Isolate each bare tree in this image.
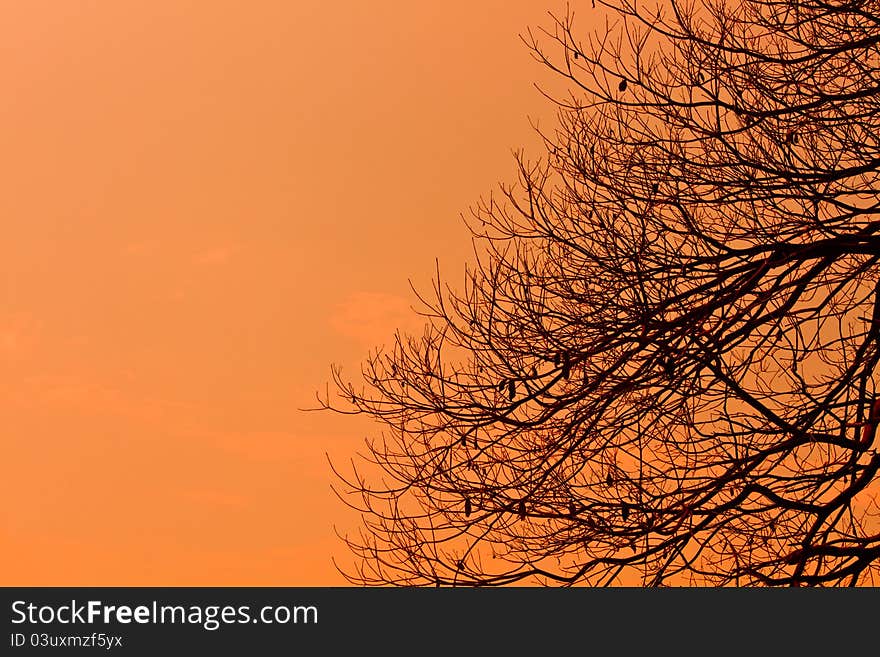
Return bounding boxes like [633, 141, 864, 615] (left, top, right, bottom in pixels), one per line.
[319, 0, 880, 586]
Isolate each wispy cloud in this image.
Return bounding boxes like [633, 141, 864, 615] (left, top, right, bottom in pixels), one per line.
[5, 373, 190, 424]
[328, 291, 426, 348]
[0, 312, 41, 359]
[122, 240, 158, 256]
[183, 428, 312, 465]
[192, 245, 238, 266]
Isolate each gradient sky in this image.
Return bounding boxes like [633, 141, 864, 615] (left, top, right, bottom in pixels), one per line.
[0, 1, 573, 584]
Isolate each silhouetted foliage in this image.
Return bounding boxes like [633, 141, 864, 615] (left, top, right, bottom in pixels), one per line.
[319, 0, 880, 586]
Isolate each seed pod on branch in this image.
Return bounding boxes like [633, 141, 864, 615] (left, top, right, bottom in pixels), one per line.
[861, 398, 880, 448]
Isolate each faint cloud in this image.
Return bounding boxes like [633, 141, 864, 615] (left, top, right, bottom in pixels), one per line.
[185, 429, 312, 465]
[0, 312, 41, 359]
[328, 291, 425, 348]
[8, 373, 189, 424]
[123, 241, 157, 256]
[193, 245, 238, 266]
[179, 488, 249, 511]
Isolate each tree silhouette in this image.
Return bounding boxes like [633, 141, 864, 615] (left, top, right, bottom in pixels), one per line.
[319, 0, 880, 586]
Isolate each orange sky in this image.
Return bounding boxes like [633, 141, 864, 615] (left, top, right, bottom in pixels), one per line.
[0, 1, 573, 584]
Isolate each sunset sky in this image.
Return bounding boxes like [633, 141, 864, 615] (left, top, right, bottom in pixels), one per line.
[0, 1, 571, 584]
